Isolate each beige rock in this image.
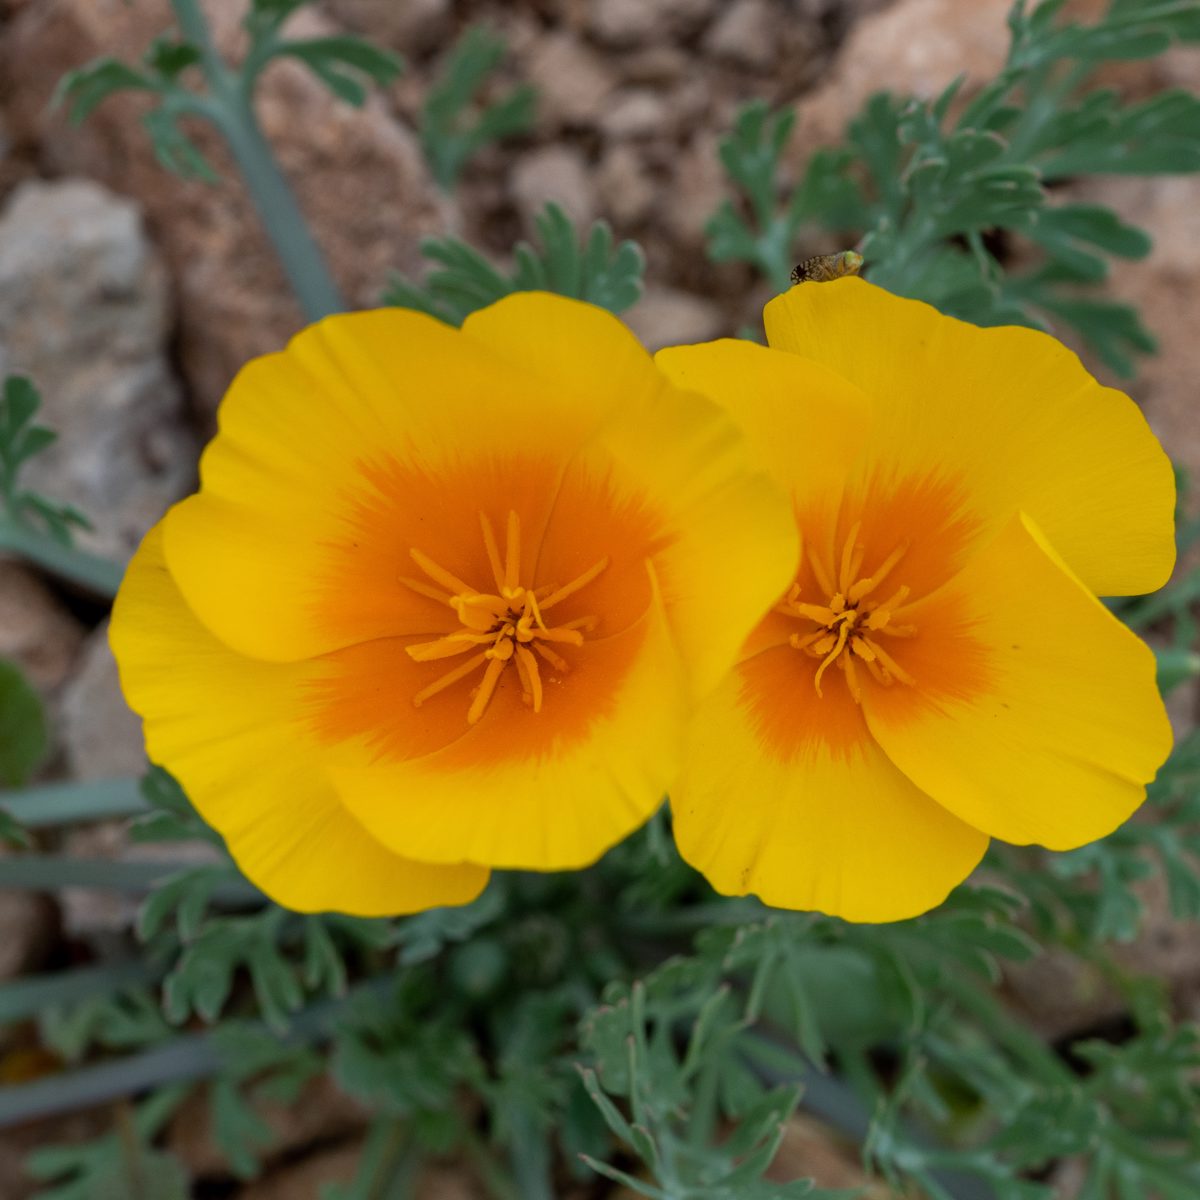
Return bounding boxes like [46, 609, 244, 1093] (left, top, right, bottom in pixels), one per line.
[59, 622, 145, 782]
[598, 142, 657, 225]
[0, 179, 194, 560]
[232, 1141, 361, 1200]
[324, 0, 453, 56]
[704, 0, 777, 69]
[1003, 943, 1122, 1041]
[59, 816, 223, 936]
[4, 0, 453, 415]
[511, 143, 595, 228]
[0, 564, 84, 694]
[588, 0, 715, 46]
[624, 286, 725, 350]
[525, 31, 617, 126]
[795, 0, 1014, 147]
[769, 1113, 889, 1194]
[0, 882, 56, 982]
[600, 89, 668, 140]
[619, 43, 690, 85]
[1065, 176, 1200, 501]
[171, 1073, 368, 1181]
[234, 1140, 482, 1200]
[664, 130, 728, 249]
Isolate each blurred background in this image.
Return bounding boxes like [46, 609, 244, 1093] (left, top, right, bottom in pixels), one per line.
[0, 0, 1197, 1195]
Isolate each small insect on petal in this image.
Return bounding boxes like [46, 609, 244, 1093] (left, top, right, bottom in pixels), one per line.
[790, 250, 864, 285]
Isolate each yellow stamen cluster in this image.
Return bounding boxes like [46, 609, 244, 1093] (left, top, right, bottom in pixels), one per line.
[402, 511, 608, 725]
[775, 522, 917, 703]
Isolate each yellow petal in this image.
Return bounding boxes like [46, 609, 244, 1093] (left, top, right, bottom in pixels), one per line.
[594, 394, 799, 699]
[654, 338, 872, 503]
[163, 307, 539, 661]
[110, 523, 489, 915]
[468, 298, 800, 697]
[672, 666, 988, 922]
[765, 278, 1175, 596]
[864, 512, 1172, 849]
[322, 568, 689, 869]
[462, 290, 666, 432]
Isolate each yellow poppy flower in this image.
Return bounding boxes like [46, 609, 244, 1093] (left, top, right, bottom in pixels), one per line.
[657, 278, 1176, 923]
[110, 293, 798, 915]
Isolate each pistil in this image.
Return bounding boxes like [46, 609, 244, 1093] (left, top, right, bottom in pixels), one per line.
[775, 526, 917, 703]
[402, 511, 608, 724]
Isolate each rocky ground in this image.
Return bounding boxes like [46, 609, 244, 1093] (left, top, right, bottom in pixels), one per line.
[0, 0, 1197, 1195]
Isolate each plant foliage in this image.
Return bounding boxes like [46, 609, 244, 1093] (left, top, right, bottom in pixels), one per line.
[56, 0, 401, 184]
[16, 3, 1200, 1199]
[708, 0, 1200, 373]
[0, 376, 90, 545]
[383, 202, 646, 325]
[420, 25, 537, 189]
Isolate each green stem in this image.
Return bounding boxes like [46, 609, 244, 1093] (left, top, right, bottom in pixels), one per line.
[1, 778, 147, 828]
[168, 0, 345, 321]
[506, 1106, 554, 1200]
[0, 854, 259, 901]
[0, 519, 123, 596]
[0, 960, 159, 1024]
[0, 985, 357, 1129]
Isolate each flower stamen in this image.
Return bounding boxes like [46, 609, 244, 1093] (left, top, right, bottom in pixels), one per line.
[402, 511, 607, 724]
[775, 534, 918, 703]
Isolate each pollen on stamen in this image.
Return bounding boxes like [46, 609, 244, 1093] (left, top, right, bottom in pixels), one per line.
[399, 510, 609, 724]
[776, 533, 919, 704]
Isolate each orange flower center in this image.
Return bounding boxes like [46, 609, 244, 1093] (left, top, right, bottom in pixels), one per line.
[774, 521, 918, 704]
[401, 510, 608, 725]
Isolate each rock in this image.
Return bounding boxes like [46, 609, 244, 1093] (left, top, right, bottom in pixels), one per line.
[600, 89, 669, 140]
[1064, 176, 1200, 507]
[0, 564, 84, 695]
[588, 0, 714, 46]
[769, 1114, 889, 1194]
[0, 179, 193, 560]
[4, 0, 454, 415]
[323, 0, 453, 56]
[525, 32, 617, 127]
[624, 286, 725, 350]
[794, 0, 1014, 148]
[1114, 870, 1200, 1001]
[170, 1073, 368, 1181]
[0, 1109, 109, 1200]
[59, 622, 145, 782]
[0, 882, 56, 982]
[1003, 944, 1122, 1042]
[511, 144, 595, 228]
[234, 1141, 481, 1200]
[230, 1142, 361, 1199]
[60, 816, 223, 937]
[619, 44, 690, 86]
[704, 0, 777, 70]
[598, 143, 657, 225]
[664, 129, 728, 250]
